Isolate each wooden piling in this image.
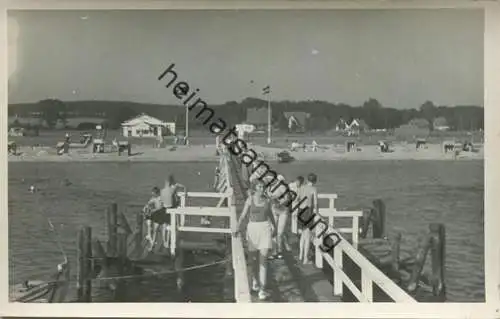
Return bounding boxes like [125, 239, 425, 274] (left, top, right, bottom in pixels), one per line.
[391, 233, 402, 273]
[134, 211, 144, 257]
[175, 249, 185, 293]
[107, 203, 118, 257]
[92, 239, 107, 259]
[407, 234, 432, 292]
[118, 212, 133, 235]
[77, 226, 92, 302]
[372, 199, 386, 238]
[359, 209, 372, 239]
[429, 223, 446, 301]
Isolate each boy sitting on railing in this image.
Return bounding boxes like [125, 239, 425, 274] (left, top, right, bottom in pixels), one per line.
[143, 187, 168, 251]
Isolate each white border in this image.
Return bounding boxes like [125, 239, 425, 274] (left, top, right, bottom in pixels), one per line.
[1, 1, 499, 318]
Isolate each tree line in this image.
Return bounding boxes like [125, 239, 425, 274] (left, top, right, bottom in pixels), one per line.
[8, 97, 483, 132]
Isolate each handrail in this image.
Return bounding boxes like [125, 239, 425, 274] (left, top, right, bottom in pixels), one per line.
[178, 191, 233, 198]
[313, 217, 416, 303]
[169, 207, 232, 217]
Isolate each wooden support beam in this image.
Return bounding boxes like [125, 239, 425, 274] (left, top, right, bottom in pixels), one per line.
[175, 249, 185, 293]
[391, 233, 402, 273]
[134, 211, 144, 258]
[430, 223, 446, 301]
[118, 212, 133, 235]
[92, 239, 107, 259]
[76, 226, 92, 302]
[372, 199, 386, 239]
[407, 234, 432, 292]
[359, 209, 372, 239]
[107, 203, 118, 257]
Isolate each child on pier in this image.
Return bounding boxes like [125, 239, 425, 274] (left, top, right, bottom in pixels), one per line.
[143, 187, 168, 251]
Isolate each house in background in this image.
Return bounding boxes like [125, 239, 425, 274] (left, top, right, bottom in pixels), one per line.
[283, 111, 309, 133]
[347, 118, 370, 133]
[121, 113, 175, 138]
[335, 118, 348, 131]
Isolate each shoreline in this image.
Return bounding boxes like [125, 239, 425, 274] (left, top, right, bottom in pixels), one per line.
[8, 143, 484, 163]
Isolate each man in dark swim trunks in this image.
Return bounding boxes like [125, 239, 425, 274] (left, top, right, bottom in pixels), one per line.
[143, 187, 168, 251]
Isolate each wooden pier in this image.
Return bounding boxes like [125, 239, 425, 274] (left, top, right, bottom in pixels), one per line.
[226, 150, 446, 303]
[12, 148, 446, 303]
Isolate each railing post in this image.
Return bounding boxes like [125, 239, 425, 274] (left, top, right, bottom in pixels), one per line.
[170, 210, 177, 256]
[333, 245, 343, 295]
[180, 193, 186, 227]
[328, 197, 335, 228]
[361, 269, 373, 302]
[315, 221, 323, 268]
[352, 216, 359, 249]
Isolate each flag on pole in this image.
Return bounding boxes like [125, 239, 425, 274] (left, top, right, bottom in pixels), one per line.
[262, 85, 271, 95]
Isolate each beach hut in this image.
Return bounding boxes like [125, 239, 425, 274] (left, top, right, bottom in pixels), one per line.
[8, 141, 17, 154]
[121, 113, 174, 138]
[416, 138, 427, 150]
[442, 140, 455, 153]
[378, 140, 390, 153]
[345, 140, 357, 152]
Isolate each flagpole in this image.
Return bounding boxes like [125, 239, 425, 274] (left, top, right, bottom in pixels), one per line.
[185, 104, 189, 145]
[267, 92, 271, 144]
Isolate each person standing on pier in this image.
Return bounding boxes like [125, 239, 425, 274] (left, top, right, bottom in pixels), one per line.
[161, 175, 187, 249]
[267, 175, 290, 260]
[298, 173, 319, 265]
[288, 175, 305, 235]
[142, 187, 166, 251]
[234, 180, 277, 300]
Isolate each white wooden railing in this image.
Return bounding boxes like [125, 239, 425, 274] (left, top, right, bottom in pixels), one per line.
[305, 195, 416, 303]
[167, 151, 251, 303]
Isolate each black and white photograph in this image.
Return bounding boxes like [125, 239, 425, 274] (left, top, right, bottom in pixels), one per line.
[3, 1, 499, 317]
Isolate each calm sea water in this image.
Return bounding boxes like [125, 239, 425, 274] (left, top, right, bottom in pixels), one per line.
[8, 160, 484, 302]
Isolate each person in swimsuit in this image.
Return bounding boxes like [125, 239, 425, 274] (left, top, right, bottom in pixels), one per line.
[142, 187, 166, 250]
[234, 180, 277, 300]
[267, 175, 290, 260]
[160, 175, 186, 249]
[288, 175, 305, 235]
[298, 173, 318, 264]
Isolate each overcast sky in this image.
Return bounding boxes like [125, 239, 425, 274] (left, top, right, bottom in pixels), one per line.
[7, 9, 484, 109]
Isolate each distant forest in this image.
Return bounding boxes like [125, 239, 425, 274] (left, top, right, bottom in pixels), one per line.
[8, 97, 484, 132]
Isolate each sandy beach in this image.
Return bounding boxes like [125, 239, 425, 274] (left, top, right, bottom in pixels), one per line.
[8, 142, 484, 162]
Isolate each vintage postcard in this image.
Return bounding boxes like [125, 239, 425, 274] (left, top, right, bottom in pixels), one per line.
[1, 0, 499, 318]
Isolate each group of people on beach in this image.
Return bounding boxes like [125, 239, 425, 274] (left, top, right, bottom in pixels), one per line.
[234, 170, 319, 300]
[141, 175, 186, 251]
